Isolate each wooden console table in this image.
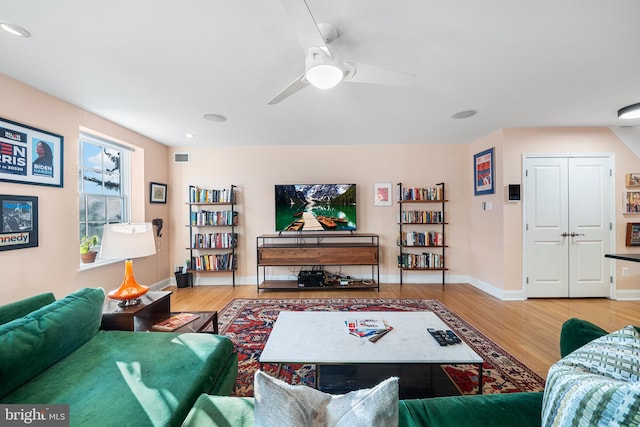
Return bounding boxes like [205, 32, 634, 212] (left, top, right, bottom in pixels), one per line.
[256, 233, 379, 291]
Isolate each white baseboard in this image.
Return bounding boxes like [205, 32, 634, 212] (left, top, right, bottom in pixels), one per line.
[613, 289, 640, 300]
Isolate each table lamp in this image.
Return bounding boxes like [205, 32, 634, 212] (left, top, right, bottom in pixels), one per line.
[100, 223, 156, 307]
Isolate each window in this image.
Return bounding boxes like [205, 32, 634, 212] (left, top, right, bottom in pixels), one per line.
[79, 134, 131, 262]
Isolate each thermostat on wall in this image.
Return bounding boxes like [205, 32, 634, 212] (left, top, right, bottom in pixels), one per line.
[508, 184, 521, 201]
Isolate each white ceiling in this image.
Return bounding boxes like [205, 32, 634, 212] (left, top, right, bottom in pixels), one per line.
[1, 0, 639, 148]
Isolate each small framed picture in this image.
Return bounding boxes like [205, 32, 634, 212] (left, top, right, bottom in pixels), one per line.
[624, 191, 640, 214]
[0, 194, 38, 251]
[474, 147, 495, 195]
[374, 182, 392, 206]
[626, 223, 640, 246]
[150, 182, 167, 204]
[626, 173, 640, 187]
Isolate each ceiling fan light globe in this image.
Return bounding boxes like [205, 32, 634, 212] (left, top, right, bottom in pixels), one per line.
[306, 64, 343, 89]
[618, 103, 640, 120]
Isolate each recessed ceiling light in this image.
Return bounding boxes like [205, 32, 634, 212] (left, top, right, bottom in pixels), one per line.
[185, 133, 195, 139]
[202, 113, 227, 123]
[452, 110, 477, 119]
[0, 22, 30, 38]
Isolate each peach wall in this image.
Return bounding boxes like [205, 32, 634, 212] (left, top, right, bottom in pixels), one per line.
[2, 72, 639, 303]
[0, 74, 170, 304]
[468, 127, 640, 299]
[168, 144, 471, 285]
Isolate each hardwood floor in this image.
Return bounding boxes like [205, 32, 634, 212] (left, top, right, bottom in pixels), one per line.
[166, 283, 640, 380]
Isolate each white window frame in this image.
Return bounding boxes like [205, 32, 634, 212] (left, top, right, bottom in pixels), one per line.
[79, 133, 131, 269]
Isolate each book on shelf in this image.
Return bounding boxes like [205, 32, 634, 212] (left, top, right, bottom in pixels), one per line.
[152, 313, 200, 331]
[345, 318, 393, 342]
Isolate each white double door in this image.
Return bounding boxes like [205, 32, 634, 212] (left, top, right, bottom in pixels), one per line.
[524, 155, 613, 298]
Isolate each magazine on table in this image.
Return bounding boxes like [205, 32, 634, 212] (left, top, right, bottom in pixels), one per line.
[345, 318, 393, 342]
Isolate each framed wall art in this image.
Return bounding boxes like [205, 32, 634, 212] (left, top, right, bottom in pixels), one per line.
[0, 194, 38, 251]
[150, 182, 167, 203]
[0, 117, 64, 188]
[626, 223, 640, 246]
[624, 191, 640, 214]
[626, 173, 640, 187]
[374, 182, 392, 206]
[474, 147, 494, 195]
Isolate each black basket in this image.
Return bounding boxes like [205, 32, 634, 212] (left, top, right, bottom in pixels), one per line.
[175, 272, 193, 288]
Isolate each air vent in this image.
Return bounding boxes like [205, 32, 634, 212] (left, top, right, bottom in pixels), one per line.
[173, 152, 190, 163]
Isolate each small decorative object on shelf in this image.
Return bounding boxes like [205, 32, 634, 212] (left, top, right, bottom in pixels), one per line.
[187, 185, 237, 286]
[397, 182, 447, 286]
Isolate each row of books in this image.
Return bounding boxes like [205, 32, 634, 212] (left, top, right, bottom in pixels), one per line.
[191, 233, 237, 249]
[399, 210, 443, 224]
[400, 186, 443, 201]
[398, 252, 444, 269]
[191, 210, 238, 226]
[191, 253, 236, 271]
[189, 186, 235, 204]
[397, 231, 444, 247]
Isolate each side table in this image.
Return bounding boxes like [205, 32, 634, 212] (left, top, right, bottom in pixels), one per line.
[134, 311, 218, 334]
[101, 291, 172, 331]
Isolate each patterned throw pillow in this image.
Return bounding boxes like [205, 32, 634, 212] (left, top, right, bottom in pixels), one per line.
[542, 325, 640, 426]
[253, 370, 398, 427]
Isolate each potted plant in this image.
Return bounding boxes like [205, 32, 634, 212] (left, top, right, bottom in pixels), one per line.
[80, 235, 99, 263]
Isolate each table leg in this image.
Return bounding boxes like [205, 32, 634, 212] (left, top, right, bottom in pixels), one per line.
[478, 362, 483, 395]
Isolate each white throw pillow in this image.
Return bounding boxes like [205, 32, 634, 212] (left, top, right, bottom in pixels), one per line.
[541, 325, 640, 426]
[253, 370, 398, 427]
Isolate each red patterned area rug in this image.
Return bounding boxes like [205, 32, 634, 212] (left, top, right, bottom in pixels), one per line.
[218, 298, 545, 397]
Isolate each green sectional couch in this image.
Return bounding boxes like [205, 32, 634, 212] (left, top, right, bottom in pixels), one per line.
[0, 288, 238, 427]
[181, 317, 633, 427]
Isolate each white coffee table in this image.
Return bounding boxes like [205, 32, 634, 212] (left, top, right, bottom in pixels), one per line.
[259, 311, 484, 397]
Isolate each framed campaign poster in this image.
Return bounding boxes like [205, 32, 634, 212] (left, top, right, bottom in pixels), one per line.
[0, 194, 38, 251]
[474, 147, 494, 196]
[0, 117, 64, 188]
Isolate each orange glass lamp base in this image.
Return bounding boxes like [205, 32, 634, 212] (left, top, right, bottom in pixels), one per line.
[108, 259, 149, 307]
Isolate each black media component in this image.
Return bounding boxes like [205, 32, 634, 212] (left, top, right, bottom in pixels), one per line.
[297, 270, 325, 287]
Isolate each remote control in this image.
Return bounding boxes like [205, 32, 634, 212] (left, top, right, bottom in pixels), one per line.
[445, 330, 462, 344]
[427, 328, 448, 346]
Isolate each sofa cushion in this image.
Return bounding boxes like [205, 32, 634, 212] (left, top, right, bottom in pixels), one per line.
[559, 317, 609, 358]
[253, 370, 398, 427]
[399, 392, 544, 427]
[1, 330, 237, 427]
[0, 287, 104, 399]
[0, 292, 55, 326]
[542, 325, 640, 426]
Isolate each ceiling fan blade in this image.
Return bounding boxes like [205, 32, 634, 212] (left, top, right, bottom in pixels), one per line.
[346, 61, 416, 87]
[280, 0, 329, 55]
[267, 74, 310, 105]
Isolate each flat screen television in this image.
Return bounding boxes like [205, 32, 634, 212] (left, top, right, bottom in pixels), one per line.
[275, 184, 356, 232]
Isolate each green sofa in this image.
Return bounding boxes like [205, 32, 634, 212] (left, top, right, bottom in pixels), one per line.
[0, 288, 238, 427]
[181, 317, 622, 427]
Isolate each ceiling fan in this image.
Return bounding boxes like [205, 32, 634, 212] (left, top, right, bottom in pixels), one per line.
[268, 0, 415, 105]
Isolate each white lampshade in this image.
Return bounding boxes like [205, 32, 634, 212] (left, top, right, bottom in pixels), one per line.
[305, 48, 344, 90]
[100, 223, 156, 260]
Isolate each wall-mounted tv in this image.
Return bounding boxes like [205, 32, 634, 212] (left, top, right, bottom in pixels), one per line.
[275, 184, 356, 232]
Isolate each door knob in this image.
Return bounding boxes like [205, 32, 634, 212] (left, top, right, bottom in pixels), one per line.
[570, 232, 585, 237]
[561, 232, 570, 237]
